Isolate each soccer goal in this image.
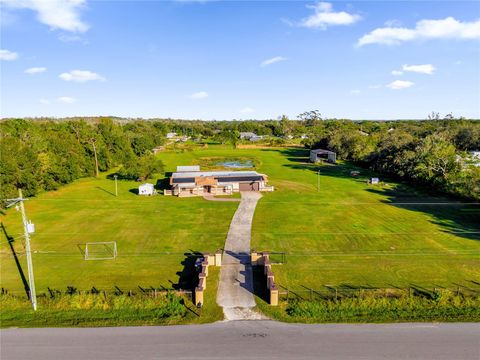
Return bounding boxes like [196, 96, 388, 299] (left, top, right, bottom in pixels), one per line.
[84, 242, 117, 260]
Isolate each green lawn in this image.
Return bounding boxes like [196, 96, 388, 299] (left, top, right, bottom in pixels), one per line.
[160, 145, 479, 292]
[0, 161, 238, 297]
[249, 148, 480, 293]
[1, 145, 479, 324]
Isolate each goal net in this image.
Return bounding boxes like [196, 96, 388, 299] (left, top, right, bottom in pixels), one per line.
[84, 242, 117, 260]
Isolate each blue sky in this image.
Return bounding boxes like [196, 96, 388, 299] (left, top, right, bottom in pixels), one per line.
[1, 0, 479, 120]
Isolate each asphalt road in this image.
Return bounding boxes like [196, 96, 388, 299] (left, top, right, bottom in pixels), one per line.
[1, 321, 479, 360]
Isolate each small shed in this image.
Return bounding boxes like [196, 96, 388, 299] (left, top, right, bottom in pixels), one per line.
[310, 149, 336, 164]
[370, 177, 380, 185]
[138, 183, 155, 196]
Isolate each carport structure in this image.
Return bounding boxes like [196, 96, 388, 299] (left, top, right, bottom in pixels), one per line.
[310, 149, 336, 164]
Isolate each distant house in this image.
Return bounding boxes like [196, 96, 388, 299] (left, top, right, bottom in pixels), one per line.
[138, 183, 155, 196]
[166, 132, 177, 139]
[166, 169, 273, 197]
[240, 132, 264, 141]
[468, 151, 480, 167]
[370, 178, 380, 185]
[457, 151, 480, 168]
[310, 149, 336, 164]
[240, 132, 257, 139]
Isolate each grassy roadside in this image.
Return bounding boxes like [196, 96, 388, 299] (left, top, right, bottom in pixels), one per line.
[0, 268, 224, 328]
[254, 291, 480, 324]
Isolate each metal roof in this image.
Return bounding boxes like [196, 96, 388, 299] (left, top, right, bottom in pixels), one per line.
[218, 176, 263, 183]
[176, 165, 200, 172]
[171, 170, 266, 185]
[310, 149, 336, 155]
[172, 170, 261, 179]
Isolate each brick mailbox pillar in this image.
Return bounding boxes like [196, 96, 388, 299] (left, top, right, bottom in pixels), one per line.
[195, 287, 204, 307]
[215, 250, 222, 267]
[270, 284, 279, 306]
[199, 273, 207, 290]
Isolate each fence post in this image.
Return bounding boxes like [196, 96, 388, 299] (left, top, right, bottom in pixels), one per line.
[335, 288, 338, 301]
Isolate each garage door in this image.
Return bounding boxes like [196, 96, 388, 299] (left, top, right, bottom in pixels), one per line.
[239, 182, 259, 191]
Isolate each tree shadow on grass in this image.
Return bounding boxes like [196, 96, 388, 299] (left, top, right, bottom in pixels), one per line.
[171, 251, 203, 291]
[271, 147, 480, 243]
[260, 147, 310, 164]
[1, 222, 30, 299]
[156, 177, 170, 192]
[95, 186, 115, 197]
[365, 186, 480, 242]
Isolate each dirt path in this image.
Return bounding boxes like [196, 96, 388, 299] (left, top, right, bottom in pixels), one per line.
[216, 191, 267, 320]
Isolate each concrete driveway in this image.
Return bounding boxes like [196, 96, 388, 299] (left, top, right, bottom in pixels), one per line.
[216, 191, 266, 320]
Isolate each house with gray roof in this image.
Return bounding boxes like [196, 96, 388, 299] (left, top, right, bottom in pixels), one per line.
[166, 168, 273, 197]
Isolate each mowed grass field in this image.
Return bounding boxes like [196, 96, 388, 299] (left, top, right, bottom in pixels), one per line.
[0, 165, 238, 295]
[249, 148, 480, 292]
[1, 145, 479, 301]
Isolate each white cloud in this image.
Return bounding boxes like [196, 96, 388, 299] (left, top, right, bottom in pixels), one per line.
[57, 96, 76, 104]
[350, 89, 361, 94]
[387, 80, 414, 90]
[384, 19, 402, 27]
[299, 2, 361, 29]
[260, 56, 287, 67]
[190, 91, 208, 99]
[2, 0, 89, 33]
[240, 107, 255, 114]
[402, 64, 436, 74]
[25, 67, 47, 74]
[39, 98, 50, 105]
[58, 34, 87, 43]
[0, 49, 18, 61]
[59, 70, 105, 82]
[357, 17, 480, 46]
[391, 70, 403, 76]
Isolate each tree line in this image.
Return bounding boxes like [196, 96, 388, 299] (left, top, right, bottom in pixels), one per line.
[299, 119, 479, 200]
[1, 116, 479, 201]
[0, 118, 165, 200]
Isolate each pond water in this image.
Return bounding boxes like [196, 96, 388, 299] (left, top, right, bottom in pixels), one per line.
[217, 160, 254, 168]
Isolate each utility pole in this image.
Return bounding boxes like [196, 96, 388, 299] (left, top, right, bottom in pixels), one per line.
[6, 189, 37, 310]
[91, 138, 99, 178]
[317, 169, 320, 192]
[114, 175, 118, 196]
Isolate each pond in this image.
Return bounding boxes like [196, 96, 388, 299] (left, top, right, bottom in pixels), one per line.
[217, 160, 254, 168]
